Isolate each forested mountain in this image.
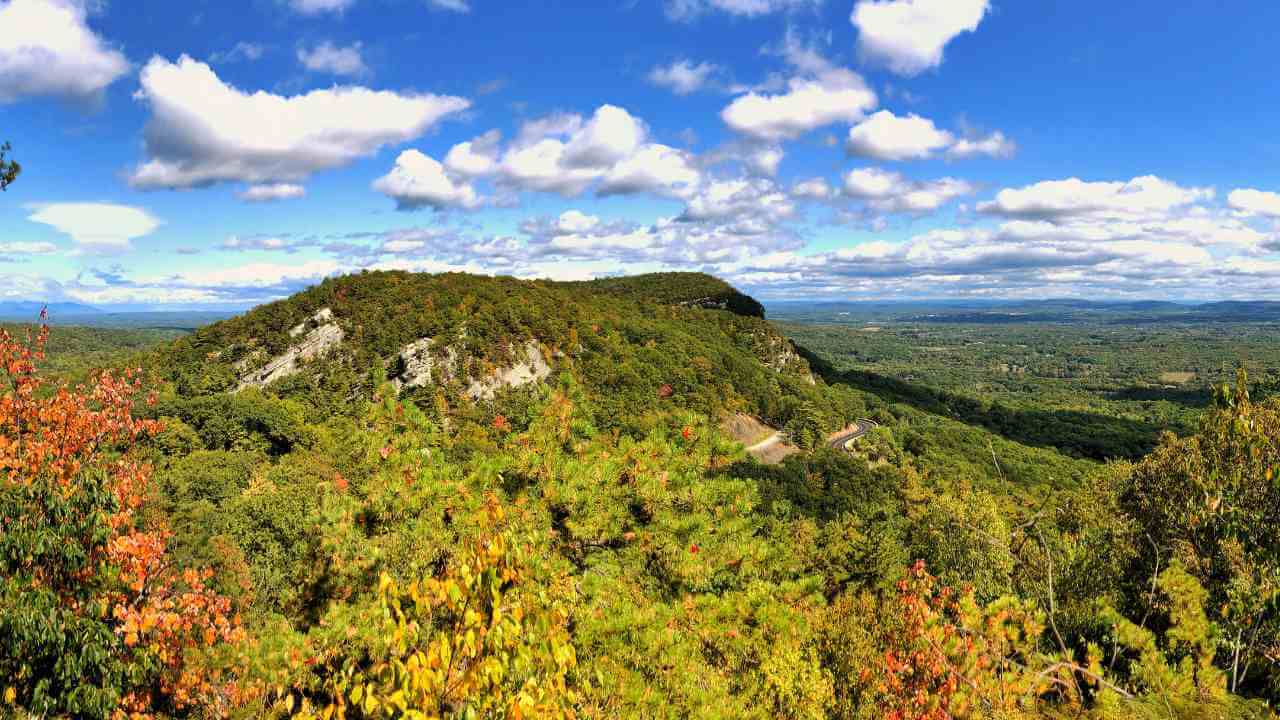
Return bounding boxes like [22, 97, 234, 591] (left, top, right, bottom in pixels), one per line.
[4, 271, 1280, 719]
[152, 271, 849, 439]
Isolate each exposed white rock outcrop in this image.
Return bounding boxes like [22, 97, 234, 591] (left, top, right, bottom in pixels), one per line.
[391, 338, 457, 393]
[236, 308, 344, 391]
[289, 307, 334, 338]
[391, 337, 552, 400]
[465, 340, 552, 400]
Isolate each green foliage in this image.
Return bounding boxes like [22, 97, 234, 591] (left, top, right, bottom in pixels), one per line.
[13, 274, 1280, 719]
[295, 508, 579, 720]
[150, 271, 857, 439]
[152, 390, 312, 455]
[1113, 370, 1280, 697]
[0, 140, 19, 191]
[582, 271, 765, 317]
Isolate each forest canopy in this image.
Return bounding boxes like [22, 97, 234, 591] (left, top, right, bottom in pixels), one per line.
[3, 272, 1280, 719]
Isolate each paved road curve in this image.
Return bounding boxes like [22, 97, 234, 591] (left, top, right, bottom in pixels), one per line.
[827, 418, 878, 452]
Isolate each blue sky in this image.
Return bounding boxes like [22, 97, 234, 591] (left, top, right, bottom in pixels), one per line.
[1, 0, 1279, 309]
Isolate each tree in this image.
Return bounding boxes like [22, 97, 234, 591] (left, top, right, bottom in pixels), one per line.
[0, 319, 242, 719]
[1117, 370, 1280, 697]
[0, 141, 18, 190]
[294, 499, 580, 720]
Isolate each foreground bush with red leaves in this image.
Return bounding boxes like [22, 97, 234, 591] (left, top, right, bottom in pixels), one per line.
[0, 318, 242, 719]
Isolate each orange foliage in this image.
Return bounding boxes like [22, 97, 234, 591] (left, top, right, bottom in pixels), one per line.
[0, 318, 243, 718]
[871, 561, 1049, 720]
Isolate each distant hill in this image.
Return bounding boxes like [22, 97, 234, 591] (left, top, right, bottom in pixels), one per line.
[0, 301, 101, 321]
[151, 271, 856, 435]
[768, 297, 1280, 325]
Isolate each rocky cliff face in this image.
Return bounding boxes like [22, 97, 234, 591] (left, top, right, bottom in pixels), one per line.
[391, 337, 552, 400]
[757, 332, 817, 385]
[236, 308, 344, 391]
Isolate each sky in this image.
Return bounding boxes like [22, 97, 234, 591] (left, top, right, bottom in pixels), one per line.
[1, 0, 1279, 309]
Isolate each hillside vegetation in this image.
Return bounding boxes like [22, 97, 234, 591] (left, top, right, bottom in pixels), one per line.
[154, 271, 851, 440]
[3, 272, 1279, 719]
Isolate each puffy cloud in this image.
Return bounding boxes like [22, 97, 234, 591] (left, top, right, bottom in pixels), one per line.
[562, 104, 647, 168]
[846, 111, 1015, 161]
[664, 0, 819, 21]
[791, 177, 833, 200]
[128, 55, 469, 190]
[297, 41, 368, 77]
[518, 209, 801, 267]
[680, 178, 795, 226]
[444, 130, 501, 177]
[0, 0, 129, 106]
[27, 202, 161, 252]
[498, 138, 605, 196]
[476, 105, 704, 199]
[851, 0, 990, 76]
[978, 176, 1214, 220]
[598, 143, 701, 198]
[947, 130, 1016, 159]
[846, 110, 952, 161]
[745, 145, 785, 176]
[721, 68, 877, 141]
[713, 172, 1280, 300]
[725, 223, 1223, 300]
[648, 60, 721, 95]
[372, 149, 483, 210]
[556, 210, 601, 233]
[1228, 188, 1280, 218]
[843, 167, 973, 213]
[238, 183, 306, 202]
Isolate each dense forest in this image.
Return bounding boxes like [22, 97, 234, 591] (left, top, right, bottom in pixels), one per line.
[5, 272, 1280, 719]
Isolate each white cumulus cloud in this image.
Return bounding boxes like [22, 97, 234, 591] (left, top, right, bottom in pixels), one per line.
[978, 176, 1214, 221]
[128, 55, 469, 191]
[946, 130, 1016, 159]
[847, 110, 1015, 161]
[843, 167, 973, 213]
[722, 68, 877, 141]
[1228, 188, 1280, 218]
[846, 110, 953, 160]
[851, 0, 990, 76]
[373, 149, 482, 210]
[0, 0, 129, 106]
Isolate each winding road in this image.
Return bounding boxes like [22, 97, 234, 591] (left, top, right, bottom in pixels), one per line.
[827, 418, 878, 452]
[743, 418, 878, 461]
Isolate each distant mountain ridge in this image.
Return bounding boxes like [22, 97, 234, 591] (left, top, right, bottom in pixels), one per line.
[0, 301, 101, 320]
[768, 297, 1280, 325]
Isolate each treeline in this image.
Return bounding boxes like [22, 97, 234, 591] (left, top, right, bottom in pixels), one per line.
[581, 271, 766, 318]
